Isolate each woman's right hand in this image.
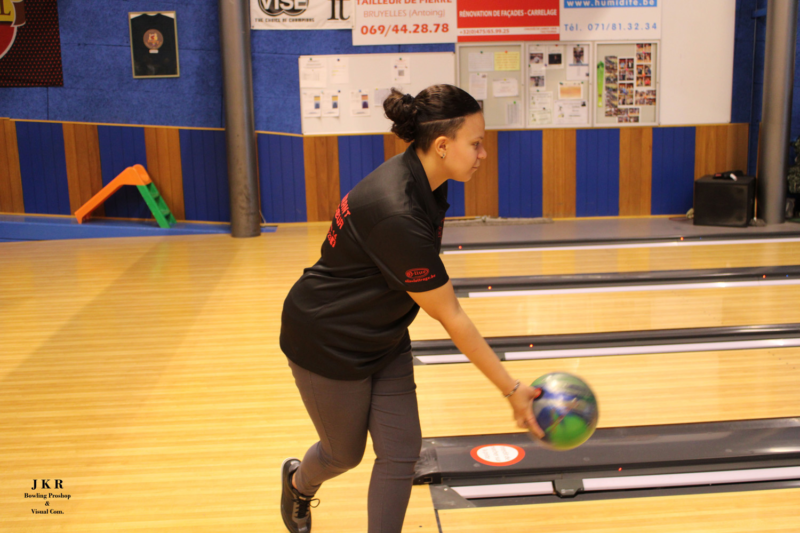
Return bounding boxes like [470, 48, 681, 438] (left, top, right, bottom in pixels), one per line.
[508, 384, 545, 439]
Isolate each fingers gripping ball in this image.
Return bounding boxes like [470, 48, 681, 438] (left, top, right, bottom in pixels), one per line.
[531, 372, 599, 451]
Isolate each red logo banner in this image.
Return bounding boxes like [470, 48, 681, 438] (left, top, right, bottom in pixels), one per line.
[457, 0, 560, 42]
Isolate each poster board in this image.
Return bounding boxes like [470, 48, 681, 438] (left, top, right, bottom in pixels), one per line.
[595, 42, 659, 127]
[299, 52, 455, 136]
[526, 42, 591, 129]
[457, 44, 525, 130]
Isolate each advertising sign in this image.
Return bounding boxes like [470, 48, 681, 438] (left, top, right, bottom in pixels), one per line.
[353, 0, 457, 46]
[251, 0, 352, 30]
[456, 0, 560, 42]
[560, 0, 661, 40]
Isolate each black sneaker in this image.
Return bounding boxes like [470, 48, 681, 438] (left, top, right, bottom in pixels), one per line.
[281, 458, 319, 533]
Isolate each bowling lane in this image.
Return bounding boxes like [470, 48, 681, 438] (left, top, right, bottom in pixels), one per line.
[441, 240, 800, 278]
[436, 488, 800, 533]
[414, 347, 800, 438]
[409, 284, 800, 340]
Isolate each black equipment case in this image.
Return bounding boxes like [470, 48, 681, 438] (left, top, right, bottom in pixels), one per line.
[693, 171, 756, 227]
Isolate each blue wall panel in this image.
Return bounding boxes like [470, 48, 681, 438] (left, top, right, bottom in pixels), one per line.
[447, 181, 465, 218]
[731, 0, 759, 124]
[0, 0, 454, 132]
[16, 122, 71, 216]
[576, 129, 619, 217]
[652, 127, 697, 215]
[498, 130, 543, 218]
[180, 129, 230, 222]
[257, 134, 306, 223]
[337, 135, 385, 197]
[97, 125, 150, 219]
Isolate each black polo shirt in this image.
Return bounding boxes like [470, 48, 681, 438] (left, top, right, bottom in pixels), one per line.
[280, 145, 450, 380]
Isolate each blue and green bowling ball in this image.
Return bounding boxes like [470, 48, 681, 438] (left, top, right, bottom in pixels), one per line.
[531, 372, 599, 451]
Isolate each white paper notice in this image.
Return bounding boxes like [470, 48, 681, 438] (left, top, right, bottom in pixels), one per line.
[493, 78, 519, 98]
[321, 90, 340, 117]
[330, 57, 350, 84]
[529, 90, 553, 126]
[558, 81, 583, 100]
[302, 91, 322, 118]
[374, 88, 392, 107]
[468, 73, 488, 100]
[299, 57, 327, 88]
[506, 101, 520, 126]
[529, 46, 546, 74]
[392, 57, 411, 84]
[350, 90, 371, 117]
[469, 52, 494, 72]
[554, 100, 588, 125]
[567, 44, 589, 81]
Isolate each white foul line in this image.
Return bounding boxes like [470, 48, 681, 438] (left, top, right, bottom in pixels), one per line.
[444, 237, 800, 255]
[467, 278, 800, 298]
[415, 338, 800, 365]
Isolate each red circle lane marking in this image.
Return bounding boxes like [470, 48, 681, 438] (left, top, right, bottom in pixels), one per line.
[470, 444, 525, 467]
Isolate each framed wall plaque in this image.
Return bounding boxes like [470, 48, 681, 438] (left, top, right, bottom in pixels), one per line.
[129, 11, 179, 78]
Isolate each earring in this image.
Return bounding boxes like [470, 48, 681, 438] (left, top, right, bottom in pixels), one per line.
[440, 152, 446, 159]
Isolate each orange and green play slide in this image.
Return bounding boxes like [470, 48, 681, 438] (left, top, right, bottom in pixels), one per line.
[74, 165, 176, 228]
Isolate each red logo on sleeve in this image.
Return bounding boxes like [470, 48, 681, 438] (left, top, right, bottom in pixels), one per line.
[405, 268, 435, 283]
[326, 193, 352, 248]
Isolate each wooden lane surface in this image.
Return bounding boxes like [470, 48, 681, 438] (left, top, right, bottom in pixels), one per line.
[441, 240, 800, 278]
[409, 285, 800, 340]
[0, 226, 436, 533]
[1, 226, 798, 532]
[415, 348, 800, 437]
[438, 488, 800, 533]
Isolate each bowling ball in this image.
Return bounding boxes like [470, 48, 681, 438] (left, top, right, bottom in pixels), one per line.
[531, 372, 599, 451]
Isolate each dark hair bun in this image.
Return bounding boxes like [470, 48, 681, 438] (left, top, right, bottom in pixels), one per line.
[384, 85, 482, 150]
[383, 89, 417, 143]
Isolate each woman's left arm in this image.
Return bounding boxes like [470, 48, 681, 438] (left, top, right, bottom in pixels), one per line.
[408, 281, 545, 438]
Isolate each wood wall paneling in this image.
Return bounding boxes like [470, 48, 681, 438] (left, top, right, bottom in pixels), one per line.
[619, 127, 653, 216]
[63, 123, 104, 216]
[0, 118, 24, 213]
[694, 124, 749, 180]
[465, 129, 498, 217]
[542, 129, 577, 217]
[303, 136, 340, 222]
[383, 134, 410, 161]
[144, 127, 186, 220]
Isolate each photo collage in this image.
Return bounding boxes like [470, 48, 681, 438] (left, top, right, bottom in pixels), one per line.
[603, 43, 656, 123]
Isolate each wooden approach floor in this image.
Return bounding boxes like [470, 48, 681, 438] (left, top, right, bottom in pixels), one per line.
[1, 221, 799, 532]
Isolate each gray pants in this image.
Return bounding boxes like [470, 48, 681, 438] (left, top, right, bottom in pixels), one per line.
[288, 352, 422, 533]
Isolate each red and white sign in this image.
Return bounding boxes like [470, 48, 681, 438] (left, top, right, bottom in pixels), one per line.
[457, 0, 560, 42]
[470, 444, 525, 466]
[353, 0, 457, 46]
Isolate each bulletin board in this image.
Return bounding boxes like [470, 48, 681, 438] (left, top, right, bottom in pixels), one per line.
[298, 52, 456, 136]
[526, 42, 592, 129]
[595, 42, 659, 126]
[456, 44, 525, 130]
